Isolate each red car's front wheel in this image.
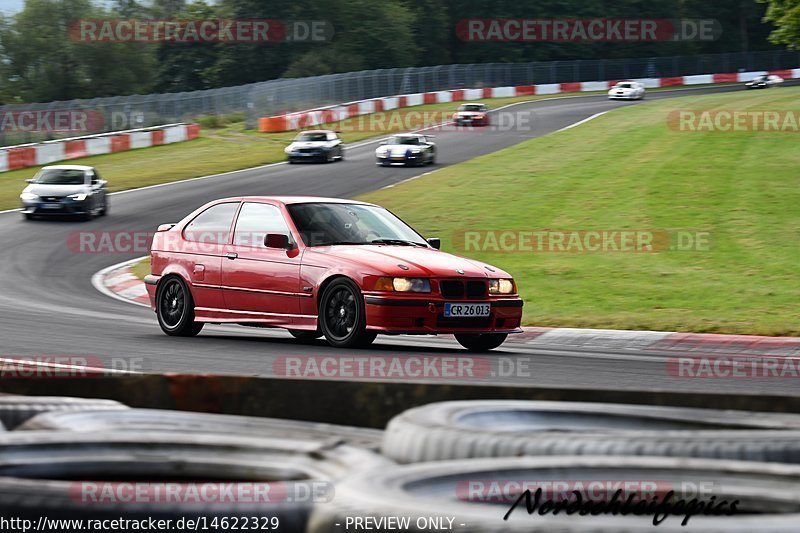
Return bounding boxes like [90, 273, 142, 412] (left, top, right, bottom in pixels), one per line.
[319, 278, 377, 348]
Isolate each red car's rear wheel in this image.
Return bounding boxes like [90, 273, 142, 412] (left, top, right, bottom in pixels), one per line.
[319, 278, 376, 348]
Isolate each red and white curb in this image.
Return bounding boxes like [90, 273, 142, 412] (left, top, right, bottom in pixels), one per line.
[91, 256, 151, 308]
[0, 123, 200, 174]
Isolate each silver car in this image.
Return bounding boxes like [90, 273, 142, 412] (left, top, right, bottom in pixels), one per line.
[20, 165, 109, 221]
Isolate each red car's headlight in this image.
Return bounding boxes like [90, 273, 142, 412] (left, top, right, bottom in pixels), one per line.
[375, 277, 431, 293]
[489, 279, 515, 294]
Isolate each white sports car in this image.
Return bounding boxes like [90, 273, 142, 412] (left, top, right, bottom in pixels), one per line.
[375, 134, 436, 166]
[745, 74, 784, 89]
[608, 81, 645, 100]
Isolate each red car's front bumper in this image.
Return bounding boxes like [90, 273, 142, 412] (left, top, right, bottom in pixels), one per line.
[363, 295, 523, 334]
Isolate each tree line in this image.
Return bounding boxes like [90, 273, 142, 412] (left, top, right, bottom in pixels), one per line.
[0, 0, 795, 104]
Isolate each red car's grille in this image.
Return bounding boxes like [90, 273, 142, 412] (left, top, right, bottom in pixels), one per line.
[439, 279, 487, 299]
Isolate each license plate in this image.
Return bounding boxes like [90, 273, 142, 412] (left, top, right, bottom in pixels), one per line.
[392, 156, 405, 161]
[41, 203, 61, 209]
[444, 303, 491, 318]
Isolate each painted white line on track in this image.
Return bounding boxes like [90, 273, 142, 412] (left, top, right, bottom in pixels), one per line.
[556, 111, 608, 132]
[91, 255, 151, 308]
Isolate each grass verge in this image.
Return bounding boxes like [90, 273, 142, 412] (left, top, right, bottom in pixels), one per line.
[129, 257, 151, 281]
[359, 87, 800, 335]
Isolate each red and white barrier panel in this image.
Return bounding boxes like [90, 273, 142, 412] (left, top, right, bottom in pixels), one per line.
[0, 123, 200, 173]
[259, 68, 800, 133]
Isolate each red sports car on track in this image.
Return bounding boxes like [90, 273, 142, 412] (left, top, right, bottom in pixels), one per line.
[145, 197, 523, 351]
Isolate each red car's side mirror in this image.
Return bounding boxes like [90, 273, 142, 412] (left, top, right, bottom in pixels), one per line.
[264, 233, 292, 249]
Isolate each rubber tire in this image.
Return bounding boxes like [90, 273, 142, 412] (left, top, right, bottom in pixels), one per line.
[0, 431, 390, 528]
[99, 196, 108, 216]
[0, 396, 127, 430]
[318, 278, 375, 348]
[308, 456, 800, 532]
[19, 408, 384, 450]
[454, 333, 507, 352]
[382, 400, 800, 464]
[156, 276, 204, 337]
[22, 213, 33, 220]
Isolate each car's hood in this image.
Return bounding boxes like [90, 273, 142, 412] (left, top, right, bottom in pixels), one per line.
[24, 184, 87, 196]
[609, 87, 636, 93]
[306, 245, 510, 278]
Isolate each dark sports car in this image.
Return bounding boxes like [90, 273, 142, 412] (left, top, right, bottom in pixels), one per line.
[285, 130, 344, 163]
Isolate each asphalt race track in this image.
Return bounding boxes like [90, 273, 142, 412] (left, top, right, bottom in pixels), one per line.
[2, 85, 792, 397]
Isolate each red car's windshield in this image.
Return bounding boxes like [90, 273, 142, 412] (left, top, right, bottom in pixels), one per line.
[288, 203, 428, 247]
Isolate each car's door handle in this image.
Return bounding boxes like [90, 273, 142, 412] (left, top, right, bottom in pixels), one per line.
[226, 252, 238, 260]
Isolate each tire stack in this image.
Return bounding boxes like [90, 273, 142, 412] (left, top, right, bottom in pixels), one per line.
[307, 400, 800, 532]
[8, 396, 800, 531]
[0, 396, 389, 533]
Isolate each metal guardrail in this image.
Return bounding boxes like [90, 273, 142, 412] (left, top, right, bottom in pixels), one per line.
[0, 49, 797, 146]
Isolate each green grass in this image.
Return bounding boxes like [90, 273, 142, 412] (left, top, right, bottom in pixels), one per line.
[130, 258, 151, 280]
[359, 87, 800, 335]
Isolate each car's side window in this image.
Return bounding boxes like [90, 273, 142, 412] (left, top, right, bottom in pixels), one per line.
[183, 202, 239, 244]
[233, 202, 291, 248]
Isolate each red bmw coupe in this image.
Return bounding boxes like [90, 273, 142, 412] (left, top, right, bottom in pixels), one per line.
[145, 197, 523, 351]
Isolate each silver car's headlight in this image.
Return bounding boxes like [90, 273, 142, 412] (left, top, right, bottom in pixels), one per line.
[68, 193, 88, 201]
[489, 279, 516, 294]
[20, 192, 38, 201]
